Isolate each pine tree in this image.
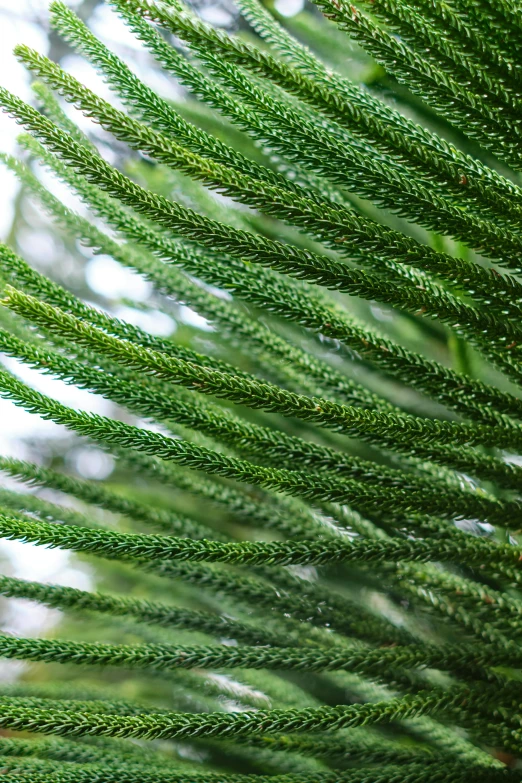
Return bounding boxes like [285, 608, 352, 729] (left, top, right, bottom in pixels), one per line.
[0, 0, 522, 779]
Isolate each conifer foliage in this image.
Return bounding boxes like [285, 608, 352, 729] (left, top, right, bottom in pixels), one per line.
[1, 0, 522, 779]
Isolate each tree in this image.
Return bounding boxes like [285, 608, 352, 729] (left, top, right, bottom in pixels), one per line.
[0, 0, 521, 780]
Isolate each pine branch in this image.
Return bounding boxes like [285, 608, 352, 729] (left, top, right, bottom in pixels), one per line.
[0, 487, 108, 532]
[18, 43, 522, 346]
[7, 286, 522, 460]
[3, 630, 522, 679]
[0, 242, 255, 383]
[31, 80, 95, 149]
[0, 575, 290, 647]
[311, 0, 522, 168]
[0, 512, 518, 569]
[0, 736, 181, 770]
[244, 731, 442, 766]
[0, 732, 439, 769]
[119, 0, 522, 226]
[405, 0, 522, 78]
[0, 462, 414, 647]
[48, 3, 522, 302]
[2, 0, 522, 773]
[0, 694, 165, 718]
[8, 80, 522, 383]
[452, 0, 522, 61]
[0, 755, 510, 783]
[1, 342, 520, 492]
[0, 687, 495, 740]
[1, 151, 394, 411]
[2, 313, 520, 528]
[139, 10, 522, 289]
[119, 551, 410, 645]
[355, 0, 522, 104]
[18, 136, 522, 430]
[0, 454, 323, 546]
[0, 452, 212, 539]
[396, 563, 522, 635]
[48, 1, 334, 207]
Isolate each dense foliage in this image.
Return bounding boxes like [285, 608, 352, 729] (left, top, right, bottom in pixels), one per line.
[1, 0, 522, 779]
